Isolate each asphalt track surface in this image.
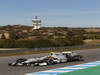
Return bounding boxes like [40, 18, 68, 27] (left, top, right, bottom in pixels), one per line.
[0, 48, 100, 75]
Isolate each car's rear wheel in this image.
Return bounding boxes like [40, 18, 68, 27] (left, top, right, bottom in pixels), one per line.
[74, 55, 83, 61]
[45, 59, 55, 65]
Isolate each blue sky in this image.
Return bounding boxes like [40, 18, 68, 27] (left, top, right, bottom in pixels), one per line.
[0, 0, 100, 27]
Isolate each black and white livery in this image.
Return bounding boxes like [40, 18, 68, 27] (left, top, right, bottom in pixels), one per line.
[8, 51, 84, 66]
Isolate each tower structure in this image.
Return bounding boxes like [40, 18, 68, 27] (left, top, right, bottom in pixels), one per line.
[32, 16, 42, 30]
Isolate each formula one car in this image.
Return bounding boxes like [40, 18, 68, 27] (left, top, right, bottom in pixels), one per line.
[8, 51, 83, 66]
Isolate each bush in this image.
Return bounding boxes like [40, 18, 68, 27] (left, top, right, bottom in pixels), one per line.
[0, 39, 16, 48]
[0, 36, 84, 48]
[51, 38, 71, 46]
[16, 40, 34, 48]
[32, 38, 53, 48]
[15, 38, 53, 48]
[71, 36, 84, 45]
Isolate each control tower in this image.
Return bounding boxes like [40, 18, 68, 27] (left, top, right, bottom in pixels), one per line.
[32, 16, 42, 30]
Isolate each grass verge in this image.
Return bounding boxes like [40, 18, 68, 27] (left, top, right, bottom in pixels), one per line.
[59, 65, 100, 75]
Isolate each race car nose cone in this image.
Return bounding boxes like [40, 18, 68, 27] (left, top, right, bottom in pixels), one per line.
[8, 63, 14, 66]
[8, 63, 11, 66]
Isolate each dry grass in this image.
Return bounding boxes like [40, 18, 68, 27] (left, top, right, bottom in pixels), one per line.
[84, 39, 100, 45]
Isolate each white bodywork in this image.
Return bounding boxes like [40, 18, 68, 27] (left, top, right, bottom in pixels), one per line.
[49, 53, 68, 63]
[23, 56, 48, 63]
[9, 51, 82, 66]
[23, 51, 78, 64]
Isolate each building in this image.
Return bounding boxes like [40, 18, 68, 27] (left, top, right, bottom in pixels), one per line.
[0, 32, 10, 39]
[4, 32, 10, 39]
[32, 16, 42, 30]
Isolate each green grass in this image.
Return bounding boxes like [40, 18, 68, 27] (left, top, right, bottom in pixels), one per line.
[59, 66, 100, 75]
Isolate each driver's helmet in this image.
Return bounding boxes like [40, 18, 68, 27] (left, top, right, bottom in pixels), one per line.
[50, 52, 55, 55]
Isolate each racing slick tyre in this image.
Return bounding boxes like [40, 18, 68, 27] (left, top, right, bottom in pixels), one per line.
[45, 59, 55, 65]
[74, 55, 83, 61]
